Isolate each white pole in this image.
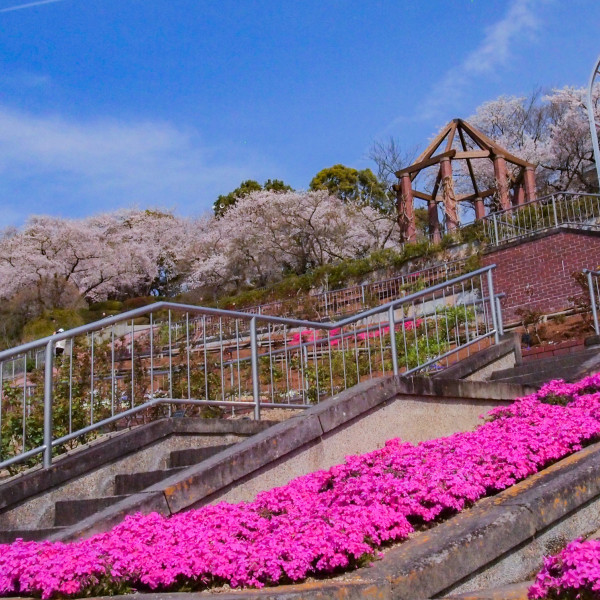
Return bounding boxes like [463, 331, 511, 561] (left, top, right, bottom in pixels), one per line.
[587, 55, 600, 191]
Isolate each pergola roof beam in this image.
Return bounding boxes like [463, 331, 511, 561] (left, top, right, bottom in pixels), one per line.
[396, 150, 456, 176]
[457, 126, 481, 197]
[454, 150, 490, 159]
[457, 119, 536, 168]
[413, 190, 434, 202]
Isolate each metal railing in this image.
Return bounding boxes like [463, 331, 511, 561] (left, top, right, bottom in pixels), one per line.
[585, 269, 600, 335]
[0, 266, 501, 473]
[482, 192, 600, 246]
[242, 257, 470, 320]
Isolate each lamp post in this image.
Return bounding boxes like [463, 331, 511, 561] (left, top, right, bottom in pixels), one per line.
[588, 54, 600, 191]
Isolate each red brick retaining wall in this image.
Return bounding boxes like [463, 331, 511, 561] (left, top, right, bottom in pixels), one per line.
[522, 339, 585, 362]
[481, 228, 600, 323]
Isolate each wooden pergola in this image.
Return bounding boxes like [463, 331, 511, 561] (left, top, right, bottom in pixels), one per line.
[394, 119, 537, 243]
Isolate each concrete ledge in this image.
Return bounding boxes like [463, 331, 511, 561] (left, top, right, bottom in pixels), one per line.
[0, 418, 272, 516]
[441, 582, 531, 600]
[86, 580, 391, 600]
[160, 413, 326, 514]
[396, 375, 534, 402]
[433, 333, 522, 381]
[366, 501, 535, 600]
[585, 334, 600, 347]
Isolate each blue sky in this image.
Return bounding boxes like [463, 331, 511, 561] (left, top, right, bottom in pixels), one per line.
[0, 0, 599, 225]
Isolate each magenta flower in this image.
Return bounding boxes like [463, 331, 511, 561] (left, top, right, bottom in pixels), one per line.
[3, 373, 600, 598]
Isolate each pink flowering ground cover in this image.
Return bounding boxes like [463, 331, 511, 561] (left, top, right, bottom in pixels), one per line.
[4, 374, 600, 598]
[529, 538, 600, 599]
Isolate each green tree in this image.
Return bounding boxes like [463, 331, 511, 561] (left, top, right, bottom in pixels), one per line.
[213, 179, 293, 217]
[309, 164, 389, 211]
[263, 179, 293, 193]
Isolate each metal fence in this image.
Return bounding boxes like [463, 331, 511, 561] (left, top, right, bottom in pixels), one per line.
[0, 266, 501, 473]
[482, 192, 600, 246]
[243, 257, 470, 320]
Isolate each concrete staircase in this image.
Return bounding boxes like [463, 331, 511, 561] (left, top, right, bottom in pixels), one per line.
[0, 442, 235, 543]
[0, 376, 529, 546]
[490, 345, 600, 387]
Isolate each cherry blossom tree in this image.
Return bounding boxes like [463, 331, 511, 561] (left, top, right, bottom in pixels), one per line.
[186, 190, 401, 292]
[464, 85, 600, 196]
[0, 209, 193, 306]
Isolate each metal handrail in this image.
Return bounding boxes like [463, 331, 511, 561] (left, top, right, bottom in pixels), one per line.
[483, 192, 600, 246]
[0, 265, 496, 361]
[0, 265, 499, 472]
[484, 191, 600, 221]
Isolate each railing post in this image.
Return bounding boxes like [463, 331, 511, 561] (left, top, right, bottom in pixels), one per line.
[492, 213, 499, 245]
[486, 269, 500, 344]
[587, 271, 600, 336]
[495, 295, 504, 337]
[43, 340, 54, 469]
[389, 305, 399, 376]
[552, 195, 559, 228]
[250, 317, 261, 420]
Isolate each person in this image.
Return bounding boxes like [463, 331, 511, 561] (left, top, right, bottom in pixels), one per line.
[521, 327, 532, 349]
[54, 328, 66, 357]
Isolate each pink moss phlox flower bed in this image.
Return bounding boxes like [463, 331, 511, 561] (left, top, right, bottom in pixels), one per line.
[529, 538, 600, 599]
[4, 374, 600, 598]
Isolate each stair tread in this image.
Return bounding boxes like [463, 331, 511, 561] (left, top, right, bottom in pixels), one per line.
[492, 349, 599, 378]
[54, 495, 128, 527]
[0, 527, 66, 543]
[114, 467, 186, 495]
[168, 443, 236, 468]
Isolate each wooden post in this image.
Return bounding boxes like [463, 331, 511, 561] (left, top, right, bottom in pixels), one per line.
[493, 155, 511, 211]
[397, 174, 416, 242]
[440, 157, 458, 231]
[524, 167, 537, 202]
[474, 198, 485, 220]
[513, 183, 525, 207]
[428, 199, 441, 243]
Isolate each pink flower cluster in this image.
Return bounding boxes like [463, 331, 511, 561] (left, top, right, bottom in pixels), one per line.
[529, 538, 600, 598]
[290, 320, 423, 346]
[3, 373, 600, 598]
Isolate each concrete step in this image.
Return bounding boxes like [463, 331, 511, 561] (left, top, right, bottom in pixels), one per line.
[168, 443, 235, 468]
[441, 581, 531, 599]
[492, 367, 585, 386]
[54, 496, 128, 527]
[0, 527, 66, 543]
[114, 467, 186, 495]
[490, 347, 600, 386]
[491, 349, 599, 380]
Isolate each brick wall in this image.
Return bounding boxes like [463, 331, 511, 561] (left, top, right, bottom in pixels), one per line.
[522, 339, 585, 362]
[481, 228, 600, 323]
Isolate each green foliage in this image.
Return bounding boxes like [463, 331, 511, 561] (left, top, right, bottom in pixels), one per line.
[462, 253, 482, 274]
[395, 306, 475, 371]
[309, 164, 389, 212]
[89, 300, 124, 312]
[21, 309, 85, 341]
[122, 297, 158, 311]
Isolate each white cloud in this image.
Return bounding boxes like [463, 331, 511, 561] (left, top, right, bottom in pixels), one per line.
[0, 105, 273, 224]
[0, 0, 64, 13]
[417, 0, 542, 122]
